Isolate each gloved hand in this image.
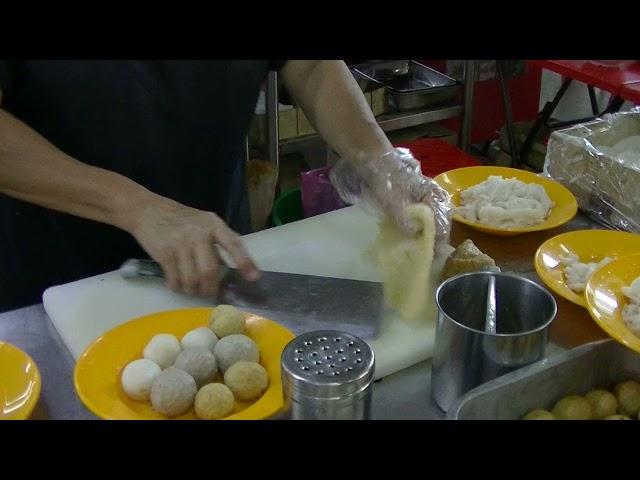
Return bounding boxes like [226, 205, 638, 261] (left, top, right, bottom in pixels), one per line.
[330, 147, 453, 242]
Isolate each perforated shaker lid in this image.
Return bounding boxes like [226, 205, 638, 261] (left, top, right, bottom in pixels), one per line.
[281, 330, 375, 399]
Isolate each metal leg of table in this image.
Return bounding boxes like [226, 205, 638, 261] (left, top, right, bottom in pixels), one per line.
[602, 95, 625, 115]
[497, 60, 519, 167]
[519, 77, 573, 168]
[547, 94, 625, 131]
[459, 60, 477, 154]
[588, 85, 600, 116]
[266, 71, 280, 171]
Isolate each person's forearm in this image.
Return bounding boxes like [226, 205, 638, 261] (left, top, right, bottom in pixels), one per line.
[0, 108, 160, 232]
[281, 60, 393, 163]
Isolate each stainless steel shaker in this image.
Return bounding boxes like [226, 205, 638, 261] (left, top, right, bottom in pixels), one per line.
[281, 330, 375, 420]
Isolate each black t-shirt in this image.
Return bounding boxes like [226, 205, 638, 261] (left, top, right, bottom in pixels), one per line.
[0, 60, 286, 312]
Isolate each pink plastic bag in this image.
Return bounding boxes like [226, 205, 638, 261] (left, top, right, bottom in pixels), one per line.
[300, 166, 346, 218]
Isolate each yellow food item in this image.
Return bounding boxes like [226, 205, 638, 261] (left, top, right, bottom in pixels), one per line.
[224, 361, 268, 401]
[613, 380, 640, 417]
[522, 409, 556, 420]
[552, 395, 593, 420]
[585, 389, 618, 420]
[370, 204, 436, 321]
[209, 305, 246, 338]
[604, 414, 631, 420]
[527, 380, 640, 422]
[194, 383, 235, 420]
[440, 239, 498, 282]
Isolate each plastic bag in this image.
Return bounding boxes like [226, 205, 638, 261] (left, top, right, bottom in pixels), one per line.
[543, 107, 640, 232]
[300, 166, 346, 219]
[329, 147, 453, 243]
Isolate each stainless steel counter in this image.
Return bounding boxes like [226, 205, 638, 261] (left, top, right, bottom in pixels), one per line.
[0, 305, 95, 419]
[0, 304, 567, 420]
[0, 303, 444, 420]
[0, 213, 606, 420]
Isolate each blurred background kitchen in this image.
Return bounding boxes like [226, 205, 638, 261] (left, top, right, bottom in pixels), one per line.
[247, 59, 638, 233]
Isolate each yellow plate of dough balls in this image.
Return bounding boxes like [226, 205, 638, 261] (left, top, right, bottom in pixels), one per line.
[74, 306, 295, 420]
[585, 254, 640, 355]
[434, 166, 577, 236]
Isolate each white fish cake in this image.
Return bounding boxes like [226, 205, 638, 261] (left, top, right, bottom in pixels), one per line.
[560, 253, 613, 294]
[456, 175, 554, 228]
[622, 276, 640, 336]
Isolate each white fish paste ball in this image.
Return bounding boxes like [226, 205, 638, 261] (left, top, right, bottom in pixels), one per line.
[143, 333, 182, 369]
[121, 358, 162, 401]
[181, 327, 219, 352]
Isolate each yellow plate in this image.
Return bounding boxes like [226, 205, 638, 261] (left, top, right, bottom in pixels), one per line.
[535, 230, 640, 307]
[74, 308, 295, 420]
[0, 342, 41, 420]
[585, 253, 640, 354]
[434, 166, 578, 236]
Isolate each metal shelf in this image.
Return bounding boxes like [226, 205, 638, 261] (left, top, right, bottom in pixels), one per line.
[377, 104, 462, 131]
[264, 62, 478, 159]
[279, 104, 462, 155]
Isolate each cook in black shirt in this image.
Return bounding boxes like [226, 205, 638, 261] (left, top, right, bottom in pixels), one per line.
[0, 60, 447, 312]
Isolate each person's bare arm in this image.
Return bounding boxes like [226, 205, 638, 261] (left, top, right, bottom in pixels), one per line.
[280, 61, 452, 238]
[280, 60, 392, 161]
[0, 93, 259, 295]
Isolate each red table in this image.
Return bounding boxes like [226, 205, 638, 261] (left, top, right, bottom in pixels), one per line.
[393, 138, 481, 177]
[512, 60, 639, 169]
[621, 82, 640, 104]
[530, 60, 640, 97]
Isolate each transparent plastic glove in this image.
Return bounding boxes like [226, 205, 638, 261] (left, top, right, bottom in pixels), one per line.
[330, 147, 453, 242]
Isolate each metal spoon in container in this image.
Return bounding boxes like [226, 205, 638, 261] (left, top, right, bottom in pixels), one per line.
[485, 275, 497, 334]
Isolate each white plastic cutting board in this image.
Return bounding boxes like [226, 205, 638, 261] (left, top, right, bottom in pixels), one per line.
[43, 206, 437, 379]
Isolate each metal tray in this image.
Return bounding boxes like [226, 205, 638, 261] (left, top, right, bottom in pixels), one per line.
[351, 60, 460, 111]
[446, 339, 640, 420]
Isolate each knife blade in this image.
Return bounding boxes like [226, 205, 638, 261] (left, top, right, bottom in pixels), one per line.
[119, 259, 384, 338]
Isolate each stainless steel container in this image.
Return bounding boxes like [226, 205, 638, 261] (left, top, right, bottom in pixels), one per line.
[431, 272, 557, 412]
[447, 339, 640, 420]
[281, 330, 375, 420]
[351, 60, 461, 111]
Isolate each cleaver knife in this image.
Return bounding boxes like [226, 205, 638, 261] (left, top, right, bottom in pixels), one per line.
[119, 259, 384, 338]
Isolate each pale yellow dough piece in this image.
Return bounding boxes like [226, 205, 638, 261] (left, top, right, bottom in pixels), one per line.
[370, 204, 437, 321]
